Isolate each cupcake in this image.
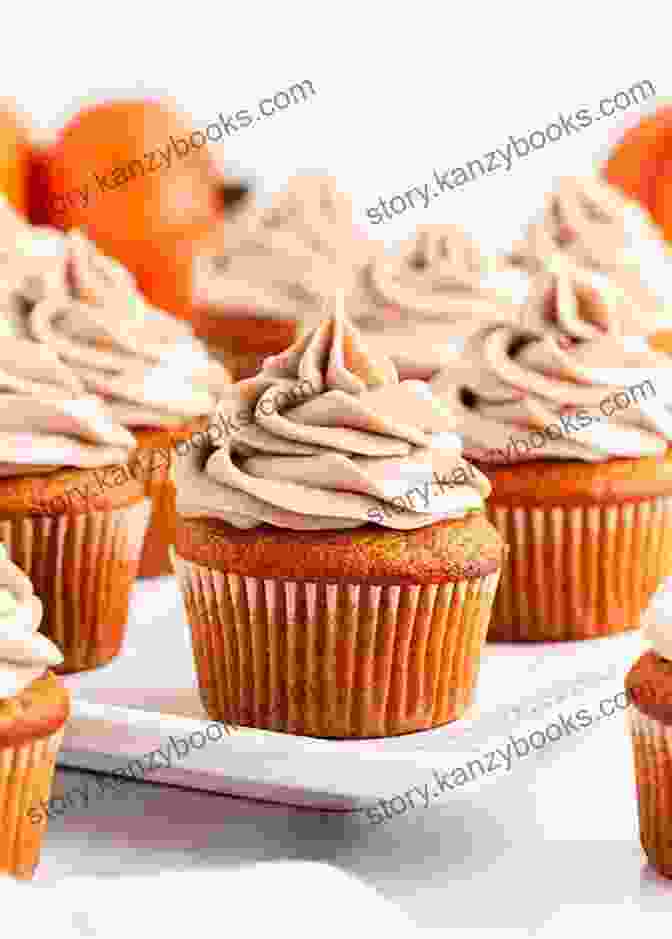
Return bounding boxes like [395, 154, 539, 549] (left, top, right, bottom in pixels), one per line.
[626, 621, 672, 879]
[1, 219, 232, 577]
[0, 338, 149, 671]
[432, 260, 672, 641]
[173, 306, 505, 738]
[350, 224, 531, 361]
[0, 544, 70, 878]
[193, 173, 374, 379]
[511, 175, 672, 338]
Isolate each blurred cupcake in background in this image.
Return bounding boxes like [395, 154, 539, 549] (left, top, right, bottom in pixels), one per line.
[349, 224, 531, 369]
[0, 205, 232, 576]
[0, 339, 148, 672]
[432, 258, 672, 641]
[0, 195, 68, 329]
[627, 619, 672, 879]
[28, 231, 232, 577]
[511, 175, 672, 339]
[193, 173, 377, 379]
[0, 543, 69, 879]
[173, 303, 505, 738]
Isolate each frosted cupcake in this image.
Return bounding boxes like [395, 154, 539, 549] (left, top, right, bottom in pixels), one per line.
[1, 223, 232, 577]
[173, 307, 505, 737]
[627, 620, 672, 879]
[0, 338, 148, 671]
[511, 175, 672, 337]
[0, 544, 69, 878]
[432, 260, 672, 641]
[193, 173, 375, 379]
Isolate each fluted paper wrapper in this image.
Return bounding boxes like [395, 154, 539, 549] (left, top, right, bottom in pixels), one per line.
[487, 496, 672, 641]
[0, 499, 151, 673]
[0, 726, 65, 879]
[135, 446, 175, 579]
[629, 707, 672, 879]
[174, 558, 500, 738]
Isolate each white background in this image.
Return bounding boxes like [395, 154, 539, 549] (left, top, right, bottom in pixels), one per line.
[3, 1, 672, 934]
[4, 0, 669, 252]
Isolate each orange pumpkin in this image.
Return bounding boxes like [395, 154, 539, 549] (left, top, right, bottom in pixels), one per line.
[605, 105, 672, 240]
[41, 98, 246, 320]
[0, 101, 31, 216]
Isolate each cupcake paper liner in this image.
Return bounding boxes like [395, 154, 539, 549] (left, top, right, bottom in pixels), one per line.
[629, 706, 672, 879]
[136, 450, 175, 579]
[174, 558, 500, 738]
[487, 496, 672, 641]
[0, 498, 151, 673]
[0, 727, 65, 879]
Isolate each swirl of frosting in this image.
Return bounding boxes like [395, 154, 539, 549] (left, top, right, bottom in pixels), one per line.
[195, 223, 349, 321]
[23, 232, 231, 428]
[175, 309, 491, 529]
[0, 544, 63, 698]
[352, 225, 529, 332]
[0, 212, 230, 427]
[256, 173, 366, 265]
[432, 269, 672, 463]
[195, 173, 374, 326]
[0, 338, 137, 477]
[0, 197, 69, 313]
[513, 175, 672, 332]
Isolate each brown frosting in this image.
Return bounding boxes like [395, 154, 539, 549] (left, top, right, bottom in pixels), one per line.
[0, 338, 137, 477]
[512, 175, 672, 334]
[195, 173, 376, 328]
[175, 306, 491, 530]
[351, 225, 529, 335]
[0, 210, 231, 428]
[431, 267, 672, 463]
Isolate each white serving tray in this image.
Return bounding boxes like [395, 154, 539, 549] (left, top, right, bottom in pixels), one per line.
[60, 575, 664, 813]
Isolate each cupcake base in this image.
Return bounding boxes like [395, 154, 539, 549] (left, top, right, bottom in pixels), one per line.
[0, 468, 151, 673]
[0, 672, 70, 880]
[627, 652, 672, 879]
[479, 453, 672, 641]
[174, 516, 504, 738]
[0, 728, 65, 878]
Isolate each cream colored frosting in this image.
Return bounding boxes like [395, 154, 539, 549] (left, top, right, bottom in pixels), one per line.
[513, 175, 672, 334]
[431, 267, 672, 463]
[175, 308, 491, 529]
[645, 620, 672, 661]
[256, 173, 367, 266]
[0, 227, 229, 427]
[352, 225, 528, 334]
[0, 543, 63, 698]
[194, 174, 373, 327]
[0, 208, 231, 427]
[0, 338, 137, 477]
[0, 196, 68, 321]
[195, 224, 350, 321]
